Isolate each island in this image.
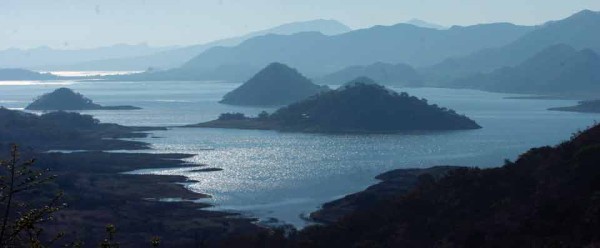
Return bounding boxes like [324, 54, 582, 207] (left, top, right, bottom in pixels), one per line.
[25, 87, 141, 111]
[190, 78, 481, 133]
[219, 62, 329, 106]
[549, 100, 600, 113]
[0, 68, 60, 81]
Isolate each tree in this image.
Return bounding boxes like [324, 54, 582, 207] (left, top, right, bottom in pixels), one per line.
[0, 144, 64, 247]
[0, 145, 162, 247]
[257, 111, 269, 120]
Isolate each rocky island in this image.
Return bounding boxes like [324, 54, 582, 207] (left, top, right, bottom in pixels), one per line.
[220, 62, 329, 106]
[25, 87, 141, 111]
[191, 78, 481, 133]
[549, 100, 600, 113]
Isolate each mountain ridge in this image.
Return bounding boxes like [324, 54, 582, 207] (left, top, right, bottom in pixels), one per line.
[42, 19, 351, 71]
[450, 44, 600, 95]
[422, 9, 600, 85]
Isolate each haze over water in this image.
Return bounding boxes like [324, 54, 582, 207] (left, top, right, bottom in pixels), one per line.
[1, 79, 598, 227]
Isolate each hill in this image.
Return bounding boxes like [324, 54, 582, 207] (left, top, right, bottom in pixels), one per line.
[450, 44, 600, 95]
[219, 63, 328, 106]
[224, 119, 600, 247]
[423, 9, 600, 84]
[282, 120, 600, 247]
[194, 78, 480, 133]
[0, 68, 59, 81]
[25, 88, 141, 110]
[316, 62, 423, 86]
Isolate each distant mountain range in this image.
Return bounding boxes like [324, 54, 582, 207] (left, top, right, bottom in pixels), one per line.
[405, 19, 447, 30]
[314, 62, 423, 86]
[451, 44, 600, 95]
[108, 9, 600, 87]
[125, 21, 531, 82]
[6, 9, 600, 99]
[422, 9, 600, 85]
[34, 19, 351, 71]
[171, 22, 532, 78]
[0, 44, 176, 69]
[0, 68, 59, 81]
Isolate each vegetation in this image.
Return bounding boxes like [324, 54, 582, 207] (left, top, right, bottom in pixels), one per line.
[269, 81, 480, 132]
[219, 62, 328, 106]
[218, 113, 248, 121]
[0, 145, 64, 247]
[25, 88, 141, 111]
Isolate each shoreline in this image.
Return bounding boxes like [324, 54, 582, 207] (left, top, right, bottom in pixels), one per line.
[34, 150, 264, 247]
[310, 166, 462, 224]
[3, 115, 265, 246]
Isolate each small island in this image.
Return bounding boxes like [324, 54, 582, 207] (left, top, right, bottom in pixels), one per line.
[549, 100, 600, 113]
[0, 68, 60, 81]
[25, 87, 141, 111]
[190, 78, 481, 133]
[220, 62, 329, 106]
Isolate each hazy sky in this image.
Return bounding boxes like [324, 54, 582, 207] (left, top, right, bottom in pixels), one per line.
[1, 0, 599, 50]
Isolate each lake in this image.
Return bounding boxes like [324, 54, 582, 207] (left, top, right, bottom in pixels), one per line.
[0, 79, 598, 227]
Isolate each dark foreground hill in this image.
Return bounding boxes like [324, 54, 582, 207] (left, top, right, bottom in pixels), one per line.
[297, 125, 600, 247]
[220, 63, 328, 106]
[26, 88, 141, 110]
[194, 79, 480, 133]
[222, 121, 600, 247]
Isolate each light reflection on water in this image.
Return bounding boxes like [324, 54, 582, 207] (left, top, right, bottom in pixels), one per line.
[1, 80, 599, 227]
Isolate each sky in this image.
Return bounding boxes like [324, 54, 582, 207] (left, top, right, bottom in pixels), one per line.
[1, 0, 599, 50]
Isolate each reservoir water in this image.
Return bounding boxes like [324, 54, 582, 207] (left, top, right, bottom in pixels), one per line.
[1, 79, 598, 227]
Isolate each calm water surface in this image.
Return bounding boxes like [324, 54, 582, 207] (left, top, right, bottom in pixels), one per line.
[1, 79, 598, 227]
